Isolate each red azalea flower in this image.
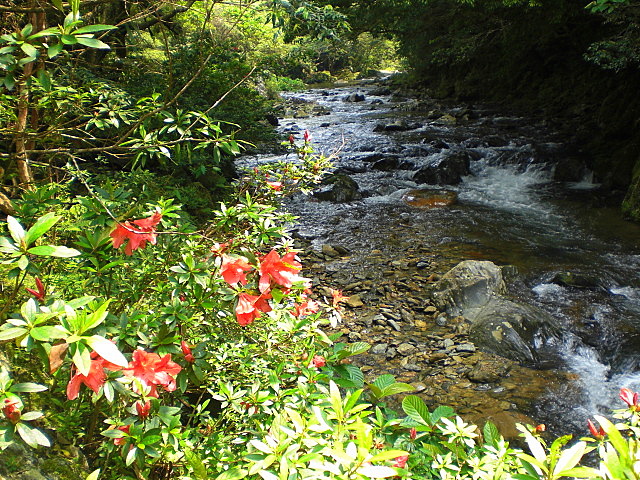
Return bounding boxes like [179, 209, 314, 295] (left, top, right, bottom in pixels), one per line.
[235, 292, 272, 326]
[123, 349, 182, 398]
[210, 242, 231, 256]
[393, 455, 409, 468]
[288, 134, 295, 144]
[113, 425, 130, 446]
[292, 299, 320, 318]
[136, 400, 151, 419]
[266, 181, 283, 191]
[66, 351, 123, 400]
[110, 211, 162, 255]
[311, 355, 326, 368]
[330, 288, 349, 308]
[220, 255, 253, 285]
[258, 250, 302, 293]
[303, 130, 311, 142]
[26, 277, 46, 301]
[587, 419, 605, 440]
[180, 340, 195, 363]
[2, 398, 21, 424]
[620, 387, 639, 409]
[534, 424, 546, 434]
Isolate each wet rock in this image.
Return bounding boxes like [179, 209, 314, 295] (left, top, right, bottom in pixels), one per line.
[372, 157, 401, 171]
[433, 113, 457, 125]
[346, 294, 364, 308]
[397, 343, 416, 356]
[550, 271, 605, 290]
[468, 354, 513, 383]
[344, 93, 366, 102]
[373, 120, 422, 132]
[413, 151, 473, 185]
[387, 319, 402, 331]
[312, 174, 360, 203]
[456, 343, 477, 354]
[372, 343, 388, 355]
[321, 244, 340, 257]
[265, 113, 279, 126]
[402, 189, 458, 208]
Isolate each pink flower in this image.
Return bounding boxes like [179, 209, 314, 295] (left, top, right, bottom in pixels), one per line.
[110, 211, 162, 255]
[393, 455, 409, 468]
[26, 277, 46, 301]
[288, 134, 295, 144]
[66, 351, 123, 400]
[180, 340, 195, 363]
[330, 289, 349, 308]
[266, 181, 283, 191]
[136, 400, 151, 419]
[2, 398, 21, 424]
[620, 387, 639, 409]
[292, 299, 320, 318]
[123, 349, 182, 398]
[235, 292, 272, 326]
[220, 255, 253, 286]
[258, 250, 302, 294]
[587, 419, 605, 440]
[113, 425, 130, 446]
[303, 130, 311, 143]
[311, 355, 326, 368]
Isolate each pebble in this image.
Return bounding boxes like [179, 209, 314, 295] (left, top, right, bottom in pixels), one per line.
[436, 315, 448, 327]
[456, 343, 476, 353]
[397, 343, 416, 355]
[443, 338, 455, 349]
[371, 343, 388, 355]
[386, 319, 402, 331]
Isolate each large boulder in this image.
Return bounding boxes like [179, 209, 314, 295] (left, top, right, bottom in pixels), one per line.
[312, 174, 360, 203]
[430, 260, 563, 367]
[413, 151, 472, 185]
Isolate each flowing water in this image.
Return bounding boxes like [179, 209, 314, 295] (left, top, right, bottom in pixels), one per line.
[239, 81, 640, 433]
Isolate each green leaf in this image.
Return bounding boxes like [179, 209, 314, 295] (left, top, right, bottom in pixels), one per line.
[72, 342, 91, 376]
[50, 0, 64, 11]
[184, 448, 209, 480]
[380, 382, 414, 398]
[215, 467, 248, 480]
[36, 69, 51, 91]
[20, 411, 44, 421]
[85, 469, 101, 480]
[76, 37, 110, 49]
[83, 300, 111, 331]
[16, 422, 50, 447]
[20, 43, 38, 58]
[372, 374, 396, 391]
[553, 441, 587, 475]
[21, 24, 33, 37]
[11, 382, 47, 393]
[346, 341, 370, 356]
[7, 216, 26, 246]
[31, 325, 68, 341]
[24, 213, 60, 246]
[557, 467, 600, 478]
[72, 25, 117, 34]
[430, 405, 455, 423]
[402, 395, 431, 425]
[125, 446, 138, 466]
[28, 245, 81, 257]
[86, 335, 127, 368]
[369, 450, 410, 462]
[17, 255, 29, 270]
[48, 42, 63, 58]
[594, 415, 630, 464]
[61, 34, 78, 45]
[0, 327, 27, 341]
[483, 421, 501, 447]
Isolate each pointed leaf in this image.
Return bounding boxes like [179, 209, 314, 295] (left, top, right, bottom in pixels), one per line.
[48, 42, 63, 58]
[16, 422, 50, 447]
[7, 216, 26, 245]
[24, 213, 60, 246]
[72, 342, 91, 376]
[369, 450, 410, 462]
[380, 382, 414, 398]
[0, 327, 27, 341]
[28, 245, 81, 257]
[11, 382, 47, 393]
[372, 374, 396, 391]
[20, 411, 44, 421]
[76, 37, 110, 49]
[402, 395, 431, 425]
[554, 441, 587, 475]
[72, 25, 117, 34]
[215, 467, 248, 480]
[20, 43, 38, 58]
[357, 465, 399, 478]
[49, 342, 69, 373]
[31, 325, 68, 342]
[82, 300, 111, 331]
[85, 469, 100, 480]
[86, 336, 127, 368]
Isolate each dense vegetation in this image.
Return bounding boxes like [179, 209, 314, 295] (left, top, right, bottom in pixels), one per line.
[2, 0, 640, 479]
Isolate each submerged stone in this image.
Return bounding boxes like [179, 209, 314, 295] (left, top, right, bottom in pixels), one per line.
[402, 189, 457, 208]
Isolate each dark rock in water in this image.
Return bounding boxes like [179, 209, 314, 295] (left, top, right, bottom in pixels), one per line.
[431, 260, 564, 367]
[356, 152, 388, 163]
[265, 113, 279, 126]
[373, 120, 422, 132]
[485, 135, 509, 147]
[344, 93, 366, 102]
[550, 271, 605, 290]
[312, 174, 360, 203]
[372, 157, 401, 171]
[553, 156, 590, 182]
[429, 139, 450, 149]
[413, 151, 472, 185]
[370, 99, 384, 105]
[402, 189, 457, 208]
[370, 86, 393, 96]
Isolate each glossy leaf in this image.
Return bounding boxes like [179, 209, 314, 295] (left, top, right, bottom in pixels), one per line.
[24, 213, 60, 246]
[28, 245, 81, 257]
[86, 335, 127, 368]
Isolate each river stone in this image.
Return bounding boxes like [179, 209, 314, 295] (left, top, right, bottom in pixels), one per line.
[372, 343, 388, 355]
[321, 244, 340, 257]
[346, 294, 364, 308]
[550, 271, 604, 290]
[468, 354, 513, 383]
[312, 174, 360, 202]
[397, 343, 416, 356]
[469, 296, 563, 366]
[431, 260, 506, 317]
[413, 151, 472, 185]
[372, 157, 401, 171]
[344, 93, 366, 102]
[402, 189, 457, 208]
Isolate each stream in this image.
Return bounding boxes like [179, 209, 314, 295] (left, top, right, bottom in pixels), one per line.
[239, 80, 640, 435]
